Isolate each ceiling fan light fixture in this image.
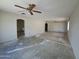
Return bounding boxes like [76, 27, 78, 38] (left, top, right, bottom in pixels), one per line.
[14, 4, 42, 15]
[29, 4, 36, 7]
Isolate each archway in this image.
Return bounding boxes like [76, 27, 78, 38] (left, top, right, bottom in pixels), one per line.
[17, 19, 25, 38]
[45, 22, 48, 32]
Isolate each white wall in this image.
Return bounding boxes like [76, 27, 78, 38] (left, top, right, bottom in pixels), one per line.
[48, 21, 67, 32]
[0, 10, 45, 43]
[69, 2, 79, 59]
[25, 19, 45, 37]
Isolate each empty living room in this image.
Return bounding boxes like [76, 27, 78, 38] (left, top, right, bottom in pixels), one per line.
[0, 0, 79, 59]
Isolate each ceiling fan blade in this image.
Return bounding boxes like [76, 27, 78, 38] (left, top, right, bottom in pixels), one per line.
[29, 11, 33, 15]
[15, 5, 26, 9]
[32, 10, 42, 13]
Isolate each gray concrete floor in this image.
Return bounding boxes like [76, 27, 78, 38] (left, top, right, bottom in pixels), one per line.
[0, 32, 75, 59]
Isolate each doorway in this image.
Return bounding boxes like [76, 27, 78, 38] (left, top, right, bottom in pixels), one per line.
[17, 19, 25, 38]
[45, 22, 48, 32]
[67, 21, 70, 31]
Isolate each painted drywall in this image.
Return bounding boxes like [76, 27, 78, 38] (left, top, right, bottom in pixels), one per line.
[47, 21, 67, 32]
[0, 11, 17, 42]
[25, 19, 45, 37]
[69, 2, 79, 59]
[0, 10, 45, 43]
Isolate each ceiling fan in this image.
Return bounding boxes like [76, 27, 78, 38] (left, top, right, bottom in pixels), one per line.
[15, 4, 42, 15]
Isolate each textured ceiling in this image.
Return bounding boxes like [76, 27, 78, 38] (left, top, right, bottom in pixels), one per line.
[0, 0, 78, 19]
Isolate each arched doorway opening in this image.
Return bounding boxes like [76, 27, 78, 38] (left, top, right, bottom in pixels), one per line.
[17, 19, 25, 38]
[45, 22, 48, 32]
